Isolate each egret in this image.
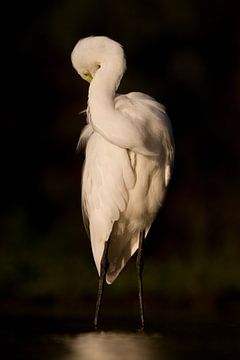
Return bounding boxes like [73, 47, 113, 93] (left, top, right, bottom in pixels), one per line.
[71, 36, 174, 330]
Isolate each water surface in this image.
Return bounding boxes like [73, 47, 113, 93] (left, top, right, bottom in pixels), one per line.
[2, 317, 240, 359]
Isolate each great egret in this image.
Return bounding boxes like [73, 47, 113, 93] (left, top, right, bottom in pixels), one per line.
[71, 36, 174, 330]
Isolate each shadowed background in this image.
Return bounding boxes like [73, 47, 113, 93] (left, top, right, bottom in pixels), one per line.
[1, 0, 239, 324]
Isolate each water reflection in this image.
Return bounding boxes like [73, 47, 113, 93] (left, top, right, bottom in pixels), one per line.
[62, 331, 163, 360]
[3, 319, 240, 359]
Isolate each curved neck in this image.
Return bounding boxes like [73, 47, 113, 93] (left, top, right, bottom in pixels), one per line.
[87, 54, 151, 153]
[88, 56, 126, 118]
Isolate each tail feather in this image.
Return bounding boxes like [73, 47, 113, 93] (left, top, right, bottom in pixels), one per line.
[106, 232, 140, 284]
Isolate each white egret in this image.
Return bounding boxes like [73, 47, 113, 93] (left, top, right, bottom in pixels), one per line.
[71, 36, 174, 330]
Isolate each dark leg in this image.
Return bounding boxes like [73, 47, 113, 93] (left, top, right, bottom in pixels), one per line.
[136, 230, 145, 331]
[94, 240, 109, 330]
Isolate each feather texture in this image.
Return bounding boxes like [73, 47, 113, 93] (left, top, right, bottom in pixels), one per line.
[72, 36, 174, 284]
[79, 92, 174, 283]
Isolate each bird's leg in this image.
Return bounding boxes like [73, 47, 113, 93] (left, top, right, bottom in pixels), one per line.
[136, 230, 145, 331]
[94, 240, 109, 330]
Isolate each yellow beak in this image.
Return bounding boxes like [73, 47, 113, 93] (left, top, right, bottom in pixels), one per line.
[82, 72, 93, 83]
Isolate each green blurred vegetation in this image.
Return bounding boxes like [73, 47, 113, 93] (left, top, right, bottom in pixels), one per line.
[1, 0, 240, 319]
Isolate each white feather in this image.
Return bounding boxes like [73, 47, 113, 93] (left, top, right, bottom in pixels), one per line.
[72, 36, 174, 284]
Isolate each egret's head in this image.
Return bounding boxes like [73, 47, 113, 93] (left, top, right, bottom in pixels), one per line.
[71, 36, 126, 83]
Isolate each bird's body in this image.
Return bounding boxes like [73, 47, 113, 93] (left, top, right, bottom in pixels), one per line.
[71, 36, 174, 328]
[79, 92, 172, 284]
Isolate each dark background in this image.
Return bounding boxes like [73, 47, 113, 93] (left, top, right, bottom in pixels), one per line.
[1, 0, 239, 323]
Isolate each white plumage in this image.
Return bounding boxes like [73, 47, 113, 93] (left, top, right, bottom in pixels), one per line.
[71, 36, 174, 285]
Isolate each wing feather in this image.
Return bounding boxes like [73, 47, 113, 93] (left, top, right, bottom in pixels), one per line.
[80, 128, 136, 274]
[79, 91, 174, 280]
[115, 92, 174, 187]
